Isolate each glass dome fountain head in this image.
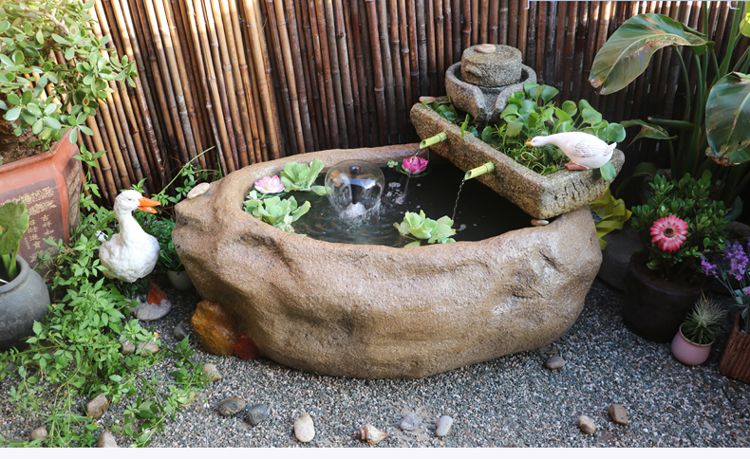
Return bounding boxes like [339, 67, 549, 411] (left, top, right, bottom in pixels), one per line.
[324, 160, 385, 218]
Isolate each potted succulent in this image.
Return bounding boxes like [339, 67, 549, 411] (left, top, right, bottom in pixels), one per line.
[624, 171, 729, 342]
[701, 240, 750, 383]
[0, 200, 50, 351]
[0, 0, 136, 268]
[671, 296, 726, 366]
[589, 6, 750, 208]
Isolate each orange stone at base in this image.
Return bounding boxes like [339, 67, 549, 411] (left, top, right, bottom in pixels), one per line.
[191, 300, 239, 355]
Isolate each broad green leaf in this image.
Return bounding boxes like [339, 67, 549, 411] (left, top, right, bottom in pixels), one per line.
[4, 106, 20, 121]
[0, 201, 29, 255]
[68, 129, 78, 145]
[589, 14, 710, 95]
[44, 116, 62, 130]
[621, 119, 677, 144]
[51, 33, 68, 45]
[599, 162, 617, 181]
[705, 72, 750, 165]
[742, 6, 750, 38]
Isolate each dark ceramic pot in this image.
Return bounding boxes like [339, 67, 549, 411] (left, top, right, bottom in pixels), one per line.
[622, 252, 705, 343]
[0, 256, 50, 352]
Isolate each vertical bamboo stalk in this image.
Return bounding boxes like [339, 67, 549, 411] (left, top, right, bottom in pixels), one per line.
[332, 0, 357, 147]
[582, 2, 601, 102]
[518, 0, 528, 58]
[241, 9, 270, 163]
[365, 0, 388, 145]
[452, 0, 461, 61]
[86, 116, 118, 198]
[498, 0, 508, 44]
[313, 0, 342, 148]
[359, 0, 380, 146]
[435, 0, 445, 92]
[471, 0, 479, 45]
[551, 1, 565, 89]
[389, 0, 408, 140]
[480, 0, 489, 43]
[407, 0, 420, 111]
[306, 0, 333, 149]
[534, 1, 545, 77]
[398, 0, 413, 111]
[342, 0, 364, 147]
[297, 0, 324, 151]
[377, 0, 398, 142]
[571, 0, 588, 102]
[444, 0, 453, 68]
[561, 1, 578, 102]
[417, 0, 429, 95]
[508, 0, 518, 48]
[489, 0, 499, 44]
[425, 0, 437, 95]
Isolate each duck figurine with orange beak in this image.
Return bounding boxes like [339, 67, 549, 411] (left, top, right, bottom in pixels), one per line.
[526, 132, 616, 171]
[98, 190, 162, 284]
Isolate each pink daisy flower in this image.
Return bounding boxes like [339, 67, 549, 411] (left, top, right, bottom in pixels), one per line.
[650, 215, 688, 252]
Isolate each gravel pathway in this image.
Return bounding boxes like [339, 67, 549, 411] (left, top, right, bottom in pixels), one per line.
[2, 278, 749, 448]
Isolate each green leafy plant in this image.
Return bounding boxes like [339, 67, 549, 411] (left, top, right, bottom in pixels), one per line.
[394, 210, 456, 247]
[589, 6, 750, 206]
[243, 190, 311, 234]
[0, 147, 209, 447]
[0, 0, 137, 154]
[681, 295, 726, 345]
[280, 158, 328, 195]
[0, 200, 29, 281]
[631, 170, 729, 282]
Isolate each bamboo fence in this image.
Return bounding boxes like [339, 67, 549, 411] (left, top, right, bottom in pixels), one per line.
[72, 1, 745, 205]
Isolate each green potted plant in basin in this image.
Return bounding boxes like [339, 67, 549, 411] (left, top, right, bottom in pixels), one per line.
[624, 171, 729, 343]
[701, 239, 750, 382]
[0, 0, 136, 268]
[589, 5, 750, 209]
[0, 200, 50, 351]
[671, 295, 726, 366]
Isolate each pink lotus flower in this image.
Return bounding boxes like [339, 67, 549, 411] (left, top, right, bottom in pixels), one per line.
[403, 156, 428, 175]
[254, 175, 284, 194]
[650, 215, 688, 252]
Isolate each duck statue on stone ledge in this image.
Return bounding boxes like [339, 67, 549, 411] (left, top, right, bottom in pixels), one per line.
[526, 132, 616, 171]
[98, 190, 171, 320]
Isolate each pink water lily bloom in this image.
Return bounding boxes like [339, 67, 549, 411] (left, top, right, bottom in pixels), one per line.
[254, 175, 285, 194]
[650, 215, 688, 252]
[403, 156, 428, 174]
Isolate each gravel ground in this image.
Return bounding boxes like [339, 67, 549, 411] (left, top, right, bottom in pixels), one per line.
[2, 277, 749, 448]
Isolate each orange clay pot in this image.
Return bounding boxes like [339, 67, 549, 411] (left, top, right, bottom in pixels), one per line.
[0, 131, 81, 270]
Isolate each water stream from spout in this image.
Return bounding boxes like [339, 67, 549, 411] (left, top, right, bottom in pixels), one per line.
[451, 179, 466, 222]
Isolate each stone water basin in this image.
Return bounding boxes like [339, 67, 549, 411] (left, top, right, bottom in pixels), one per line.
[173, 144, 602, 379]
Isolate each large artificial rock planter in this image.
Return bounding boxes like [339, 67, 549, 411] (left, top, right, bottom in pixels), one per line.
[0, 256, 50, 352]
[411, 101, 625, 220]
[174, 144, 602, 379]
[0, 132, 81, 269]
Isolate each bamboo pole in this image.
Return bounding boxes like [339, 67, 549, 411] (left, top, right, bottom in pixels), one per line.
[389, 0, 407, 141]
[489, 0, 499, 44]
[452, 0, 461, 61]
[359, 0, 380, 146]
[471, 0, 479, 45]
[551, 1, 565, 89]
[417, 0, 429, 95]
[582, 2, 601, 103]
[444, 0, 452, 69]
[533, 1, 544, 78]
[365, 0, 388, 145]
[305, 0, 333, 149]
[286, 0, 315, 153]
[591, 2, 613, 108]
[86, 115, 118, 198]
[321, 0, 348, 149]
[435, 0, 445, 92]
[239, 7, 269, 163]
[425, 0, 437, 95]
[398, 0, 413, 111]
[480, 0, 489, 44]
[407, 0, 420, 109]
[342, 0, 364, 147]
[298, 0, 325, 150]
[376, 0, 398, 143]
[508, 0, 518, 48]
[314, 0, 344, 148]
[518, 0, 528, 58]
[562, 1, 578, 102]
[571, 0, 588, 102]
[332, 0, 357, 148]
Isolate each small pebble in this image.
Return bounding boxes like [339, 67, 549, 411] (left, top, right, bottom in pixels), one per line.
[475, 43, 497, 53]
[97, 430, 118, 448]
[578, 415, 597, 434]
[137, 342, 159, 355]
[247, 404, 269, 426]
[419, 96, 436, 103]
[132, 299, 171, 321]
[85, 394, 110, 418]
[174, 322, 190, 341]
[609, 404, 629, 425]
[203, 363, 222, 382]
[544, 355, 566, 370]
[400, 413, 420, 431]
[187, 182, 211, 199]
[435, 415, 453, 437]
[217, 397, 246, 417]
[120, 340, 135, 355]
[531, 219, 549, 227]
[294, 413, 315, 443]
[30, 427, 47, 441]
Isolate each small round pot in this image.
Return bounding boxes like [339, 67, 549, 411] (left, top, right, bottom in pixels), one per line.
[0, 256, 51, 352]
[167, 269, 193, 291]
[622, 252, 705, 343]
[671, 325, 712, 366]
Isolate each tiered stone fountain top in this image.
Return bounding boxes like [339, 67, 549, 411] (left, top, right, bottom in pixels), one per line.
[445, 44, 537, 126]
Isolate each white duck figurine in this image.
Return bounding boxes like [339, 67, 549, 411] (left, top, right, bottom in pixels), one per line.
[526, 132, 616, 170]
[98, 190, 161, 283]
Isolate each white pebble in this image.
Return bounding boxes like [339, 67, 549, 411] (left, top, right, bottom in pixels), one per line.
[294, 413, 315, 443]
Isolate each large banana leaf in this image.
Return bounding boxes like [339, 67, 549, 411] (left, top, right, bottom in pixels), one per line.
[589, 14, 710, 95]
[706, 72, 750, 165]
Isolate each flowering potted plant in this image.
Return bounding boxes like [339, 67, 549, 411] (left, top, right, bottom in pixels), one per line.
[623, 171, 729, 342]
[701, 240, 750, 382]
[670, 296, 726, 366]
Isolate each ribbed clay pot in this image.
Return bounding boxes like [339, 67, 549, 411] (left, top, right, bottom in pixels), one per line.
[670, 325, 712, 366]
[0, 256, 50, 352]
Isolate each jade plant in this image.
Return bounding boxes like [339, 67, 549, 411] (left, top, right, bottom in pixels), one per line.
[243, 190, 310, 234]
[394, 210, 455, 247]
[0, 200, 29, 281]
[0, 0, 137, 155]
[280, 158, 328, 195]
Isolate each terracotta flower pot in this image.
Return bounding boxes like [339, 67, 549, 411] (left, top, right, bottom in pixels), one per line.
[622, 252, 705, 343]
[719, 313, 750, 383]
[0, 131, 81, 271]
[0, 256, 50, 352]
[671, 325, 712, 366]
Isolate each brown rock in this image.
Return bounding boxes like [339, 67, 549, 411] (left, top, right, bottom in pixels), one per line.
[203, 363, 222, 382]
[136, 341, 159, 355]
[97, 430, 118, 448]
[30, 427, 47, 441]
[609, 404, 629, 425]
[578, 415, 597, 434]
[120, 340, 135, 355]
[86, 394, 110, 418]
[174, 146, 603, 379]
[191, 300, 239, 355]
